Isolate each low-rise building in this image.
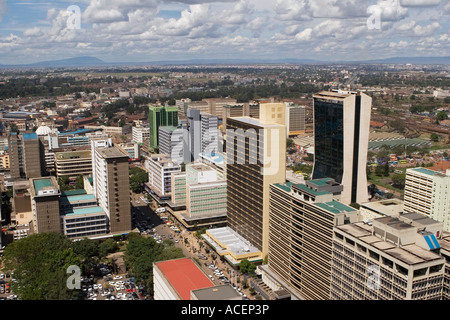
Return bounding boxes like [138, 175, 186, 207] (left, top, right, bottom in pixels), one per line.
[153, 258, 215, 300]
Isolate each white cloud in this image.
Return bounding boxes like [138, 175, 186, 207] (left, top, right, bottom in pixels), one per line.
[23, 27, 43, 37]
[83, 0, 160, 23]
[294, 28, 312, 41]
[412, 21, 440, 36]
[397, 20, 441, 36]
[1, 0, 448, 64]
[400, 0, 442, 6]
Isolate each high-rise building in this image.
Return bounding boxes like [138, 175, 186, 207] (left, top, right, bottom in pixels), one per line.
[331, 213, 447, 300]
[225, 103, 286, 257]
[8, 132, 44, 180]
[92, 146, 131, 234]
[260, 180, 358, 300]
[148, 105, 179, 151]
[312, 90, 372, 205]
[201, 113, 219, 155]
[30, 177, 61, 234]
[158, 126, 184, 164]
[187, 109, 202, 163]
[404, 167, 450, 231]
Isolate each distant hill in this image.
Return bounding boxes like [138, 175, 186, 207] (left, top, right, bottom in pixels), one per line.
[359, 56, 450, 65]
[0, 56, 107, 68]
[0, 55, 448, 68]
[29, 56, 107, 67]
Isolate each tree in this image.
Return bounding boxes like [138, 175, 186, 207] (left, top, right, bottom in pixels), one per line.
[383, 162, 390, 177]
[239, 259, 256, 274]
[2, 232, 82, 300]
[124, 233, 184, 295]
[286, 138, 295, 149]
[98, 238, 119, 258]
[129, 167, 149, 193]
[430, 133, 440, 142]
[391, 173, 406, 188]
[9, 123, 19, 134]
[437, 111, 448, 121]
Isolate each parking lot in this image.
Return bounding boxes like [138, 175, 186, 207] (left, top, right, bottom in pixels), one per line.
[0, 273, 17, 300]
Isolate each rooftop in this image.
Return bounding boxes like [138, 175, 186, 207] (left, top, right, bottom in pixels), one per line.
[191, 285, 241, 300]
[336, 223, 444, 265]
[32, 178, 57, 194]
[229, 116, 284, 128]
[307, 178, 333, 187]
[204, 227, 261, 258]
[61, 189, 87, 197]
[65, 206, 104, 216]
[23, 133, 38, 140]
[200, 153, 224, 165]
[409, 167, 439, 177]
[155, 258, 214, 300]
[60, 194, 96, 203]
[292, 183, 330, 196]
[55, 150, 91, 160]
[314, 201, 356, 214]
[97, 147, 128, 159]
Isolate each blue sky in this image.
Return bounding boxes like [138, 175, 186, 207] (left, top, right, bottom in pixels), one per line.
[0, 0, 449, 64]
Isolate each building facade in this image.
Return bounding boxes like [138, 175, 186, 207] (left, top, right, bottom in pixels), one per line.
[146, 154, 181, 199]
[93, 146, 131, 234]
[8, 132, 44, 179]
[264, 180, 358, 300]
[54, 149, 92, 177]
[225, 103, 286, 257]
[148, 105, 179, 151]
[331, 214, 447, 300]
[312, 90, 372, 205]
[30, 177, 61, 234]
[404, 168, 450, 231]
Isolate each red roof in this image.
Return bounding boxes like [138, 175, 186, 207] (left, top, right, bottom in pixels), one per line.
[156, 258, 214, 300]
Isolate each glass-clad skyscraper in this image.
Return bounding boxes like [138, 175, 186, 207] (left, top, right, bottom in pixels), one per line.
[148, 105, 179, 151]
[312, 90, 372, 205]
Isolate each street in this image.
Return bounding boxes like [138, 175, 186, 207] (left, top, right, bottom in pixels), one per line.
[131, 192, 253, 300]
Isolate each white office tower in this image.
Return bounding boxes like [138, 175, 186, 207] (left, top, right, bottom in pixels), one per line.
[201, 113, 220, 155]
[91, 139, 112, 198]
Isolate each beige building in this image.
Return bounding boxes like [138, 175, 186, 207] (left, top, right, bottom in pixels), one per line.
[54, 149, 92, 177]
[261, 180, 359, 300]
[331, 213, 446, 300]
[0, 152, 10, 169]
[225, 102, 286, 258]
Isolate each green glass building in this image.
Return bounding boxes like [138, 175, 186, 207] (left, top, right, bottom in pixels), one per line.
[148, 105, 179, 151]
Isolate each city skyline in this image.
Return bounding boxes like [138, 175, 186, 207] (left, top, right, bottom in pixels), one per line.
[0, 0, 449, 65]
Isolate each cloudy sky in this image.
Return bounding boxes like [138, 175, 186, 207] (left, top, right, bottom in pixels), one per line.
[0, 0, 449, 64]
